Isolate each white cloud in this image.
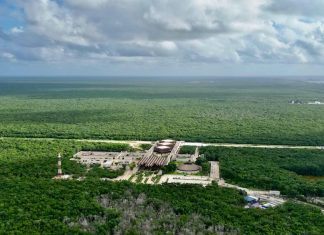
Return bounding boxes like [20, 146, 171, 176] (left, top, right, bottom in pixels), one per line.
[11, 27, 24, 34]
[2, 0, 324, 65]
[1, 52, 16, 61]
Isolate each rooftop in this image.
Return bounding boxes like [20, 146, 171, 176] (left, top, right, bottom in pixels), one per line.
[177, 163, 201, 172]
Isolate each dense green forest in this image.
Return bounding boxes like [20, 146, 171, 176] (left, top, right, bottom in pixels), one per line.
[200, 146, 324, 197]
[0, 138, 323, 234]
[1, 77, 324, 145]
[1, 77, 324, 234]
[179, 145, 197, 154]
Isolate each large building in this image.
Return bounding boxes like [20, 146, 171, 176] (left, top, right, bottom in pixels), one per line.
[138, 139, 182, 168]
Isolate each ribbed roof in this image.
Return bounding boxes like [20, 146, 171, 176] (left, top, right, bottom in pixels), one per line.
[138, 154, 167, 167]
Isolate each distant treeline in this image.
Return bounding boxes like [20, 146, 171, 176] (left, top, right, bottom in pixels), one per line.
[1, 78, 324, 146]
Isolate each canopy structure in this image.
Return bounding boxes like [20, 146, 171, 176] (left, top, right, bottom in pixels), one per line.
[138, 154, 167, 168]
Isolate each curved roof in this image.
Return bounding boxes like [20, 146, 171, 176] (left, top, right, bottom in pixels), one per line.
[161, 139, 175, 143]
[154, 145, 172, 153]
[157, 142, 174, 146]
[155, 146, 171, 150]
[177, 163, 201, 172]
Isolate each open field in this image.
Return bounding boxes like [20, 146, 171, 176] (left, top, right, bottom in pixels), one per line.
[1, 76, 324, 145]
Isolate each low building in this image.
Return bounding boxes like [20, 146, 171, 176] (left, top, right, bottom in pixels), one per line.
[177, 163, 201, 174]
[72, 151, 145, 169]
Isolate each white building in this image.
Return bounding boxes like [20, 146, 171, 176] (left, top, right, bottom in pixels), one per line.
[72, 151, 145, 169]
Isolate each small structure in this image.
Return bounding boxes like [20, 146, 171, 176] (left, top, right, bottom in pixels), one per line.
[57, 153, 62, 176]
[289, 100, 302, 104]
[269, 190, 280, 196]
[177, 163, 201, 174]
[261, 203, 275, 209]
[244, 195, 259, 203]
[53, 153, 72, 180]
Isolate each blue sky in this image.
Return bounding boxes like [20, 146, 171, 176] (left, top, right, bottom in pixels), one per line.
[1, 0, 324, 76]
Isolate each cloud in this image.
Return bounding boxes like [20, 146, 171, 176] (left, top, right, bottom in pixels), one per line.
[1, 52, 16, 61]
[65, 0, 110, 9]
[265, 0, 324, 17]
[1, 0, 324, 66]
[11, 26, 24, 34]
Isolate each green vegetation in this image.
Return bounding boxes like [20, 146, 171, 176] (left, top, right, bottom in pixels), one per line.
[87, 165, 125, 179]
[129, 162, 136, 170]
[1, 77, 324, 234]
[195, 156, 211, 175]
[0, 138, 128, 179]
[0, 138, 323, 234]
[200, 146, 324, 197]
[1, 77, 324, 145]
[135, 172, 144, 183]
[179, 145, 196, 154]
[151, 174, 162, 184]
[81, 143, 131, 152]
[139, 143, 152, 150]
[162, 161, 177, 174]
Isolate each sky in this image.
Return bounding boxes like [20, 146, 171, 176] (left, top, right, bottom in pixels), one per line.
[1, 0, 324, 76]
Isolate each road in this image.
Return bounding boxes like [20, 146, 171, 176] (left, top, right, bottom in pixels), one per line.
[0, 137, 323, 150]
[183, 142, 324, 150]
